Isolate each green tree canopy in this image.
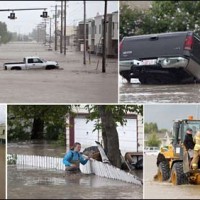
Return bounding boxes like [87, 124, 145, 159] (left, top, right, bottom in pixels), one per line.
[120, 1, 200, 38]
[144, 122, 158, 134]
[0, 21, 12, 43]
[146, 132, 161, 147]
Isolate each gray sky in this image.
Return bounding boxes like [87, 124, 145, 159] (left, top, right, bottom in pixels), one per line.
[0, 1, 118, 34]
[0, 105, 6, 124]
[144, 104, 200, 130]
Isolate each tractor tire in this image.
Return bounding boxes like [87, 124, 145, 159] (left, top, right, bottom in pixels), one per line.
[171, 162, 188, 185]
[157, 161, 170, 181]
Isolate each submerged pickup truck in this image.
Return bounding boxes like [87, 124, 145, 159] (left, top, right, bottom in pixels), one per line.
[4, 56, 59, 70]
[120, 31, 200, 84]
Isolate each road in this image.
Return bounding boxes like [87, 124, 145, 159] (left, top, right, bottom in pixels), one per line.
[119, 76, 200, 103]
[0, 42, 118, 103]
[144, 155, 200, 199]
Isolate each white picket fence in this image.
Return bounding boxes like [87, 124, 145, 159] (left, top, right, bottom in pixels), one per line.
[16, 154, 65, 170]
[9, 154, 142, 185]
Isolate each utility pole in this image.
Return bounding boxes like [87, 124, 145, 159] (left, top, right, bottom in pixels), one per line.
[83, 0, 86, 65]
[54, 4, 58, 51]
[49, 17, 52, 48]
[44, 18, 47, 45]
[64, 0, 67, 55]
[102, 0, 107, 73]
[60, 0, 63, 53]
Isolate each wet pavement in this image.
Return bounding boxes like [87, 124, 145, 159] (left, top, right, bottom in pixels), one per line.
[7, 143, 143, 199]
[0, 42, 118, 103]
[0, 145, 5, 199]
[119, 76, 200, 103]
[144, 155, 200, 199]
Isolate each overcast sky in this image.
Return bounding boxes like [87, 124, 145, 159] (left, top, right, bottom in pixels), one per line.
[144, 104, 200, 130]
[0, 105, 6, 124]
[0, 1, 118, 34]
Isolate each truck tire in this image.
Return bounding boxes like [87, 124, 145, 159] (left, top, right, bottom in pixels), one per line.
[45, 65, 55, 70]
[157, 161, 170, 181]
[171, 162, 188, 185]
[11, 67, 21, 70]
[120, 71, 131, 83]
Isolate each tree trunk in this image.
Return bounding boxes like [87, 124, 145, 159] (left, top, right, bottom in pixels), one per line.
[31, 118, 44, 140]
[98, 106, 121, 168]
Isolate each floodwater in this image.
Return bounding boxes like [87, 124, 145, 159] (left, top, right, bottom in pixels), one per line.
[119, 76, 200, 103]
[0, 42, 118, 103]
[144, 155, 200, 199]
[0, 145, 5, 199]
[7, 143, 143, 199]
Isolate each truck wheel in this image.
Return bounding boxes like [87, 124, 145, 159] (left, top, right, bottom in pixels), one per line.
[157, 161, 170, 181]
[171, 162, 188, 185]
[11, 67, 21, 70]
[46, 66, 55, 70]
[120, 71, 131, 83]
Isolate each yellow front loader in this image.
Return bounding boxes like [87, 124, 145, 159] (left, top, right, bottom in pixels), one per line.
[155, 116, 200, 185]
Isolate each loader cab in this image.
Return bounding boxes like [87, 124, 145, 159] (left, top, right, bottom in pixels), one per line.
[172, 117, 200, 159]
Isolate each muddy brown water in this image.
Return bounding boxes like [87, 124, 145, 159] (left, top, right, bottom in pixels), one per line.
[119, 76, 200, 103]
[144, 155, 200, 199]
[0, 42, 118, 103]
[7, 143, 143, 199]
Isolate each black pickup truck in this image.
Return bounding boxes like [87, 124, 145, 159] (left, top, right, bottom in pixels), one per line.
[120, 31, 200, 84]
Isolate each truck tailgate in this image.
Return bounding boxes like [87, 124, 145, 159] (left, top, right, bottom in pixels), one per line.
[120, 32, 189, 61]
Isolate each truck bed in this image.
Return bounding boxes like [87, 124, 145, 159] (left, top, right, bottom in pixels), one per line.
[4, 62, 24, 65]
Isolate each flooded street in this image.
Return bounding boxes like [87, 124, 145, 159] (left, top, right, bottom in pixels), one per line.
[144, 155, 200, 199]
[7, 143, 143, 199]
[119, 76, 200, 103]
[0, 42, 118, 103]
[7, 165, 142, 199]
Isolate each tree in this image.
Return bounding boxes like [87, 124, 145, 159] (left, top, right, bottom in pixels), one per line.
[120, 1, 200, 37]
[146, 132, 161, 147]
[144, 122, 158, 134]
[85, 105, 143, 168]
[0, 21, 12, 43]
[7, 105, 73, 141]
[120, 4, 145, 39]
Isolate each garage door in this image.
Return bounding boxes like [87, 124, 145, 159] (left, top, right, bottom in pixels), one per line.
[74, 116, 137, 153]
[74, 116, 99, 149]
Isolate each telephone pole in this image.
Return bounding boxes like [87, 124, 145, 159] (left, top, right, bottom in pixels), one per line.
[54, 4, 58, 51]
[102, 0, 107, 73]
[83, 0, 86, 65]
[60, 0, 63, 53]
[64, 0, 67, 55]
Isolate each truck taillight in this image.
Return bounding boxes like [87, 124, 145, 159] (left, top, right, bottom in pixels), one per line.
[184, 35, 193, 50]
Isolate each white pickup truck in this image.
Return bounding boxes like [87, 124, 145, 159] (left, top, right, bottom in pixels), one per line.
[4, 56, 59, 70]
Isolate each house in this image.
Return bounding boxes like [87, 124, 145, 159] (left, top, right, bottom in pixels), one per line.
[77, 19, 90, 51]
[93, 11, 118, 57]
[65, 106, 143, 156]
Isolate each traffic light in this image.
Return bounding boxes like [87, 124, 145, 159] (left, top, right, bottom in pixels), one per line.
[8, 12, 16, 19]
[40, 11, 48, 18]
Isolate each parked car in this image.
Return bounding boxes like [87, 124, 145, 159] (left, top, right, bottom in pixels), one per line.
[120, 31, 200, 84]
[4, 56, 59, 70]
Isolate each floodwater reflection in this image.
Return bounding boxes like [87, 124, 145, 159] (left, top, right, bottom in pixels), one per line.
[7, 165, 143, 199]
